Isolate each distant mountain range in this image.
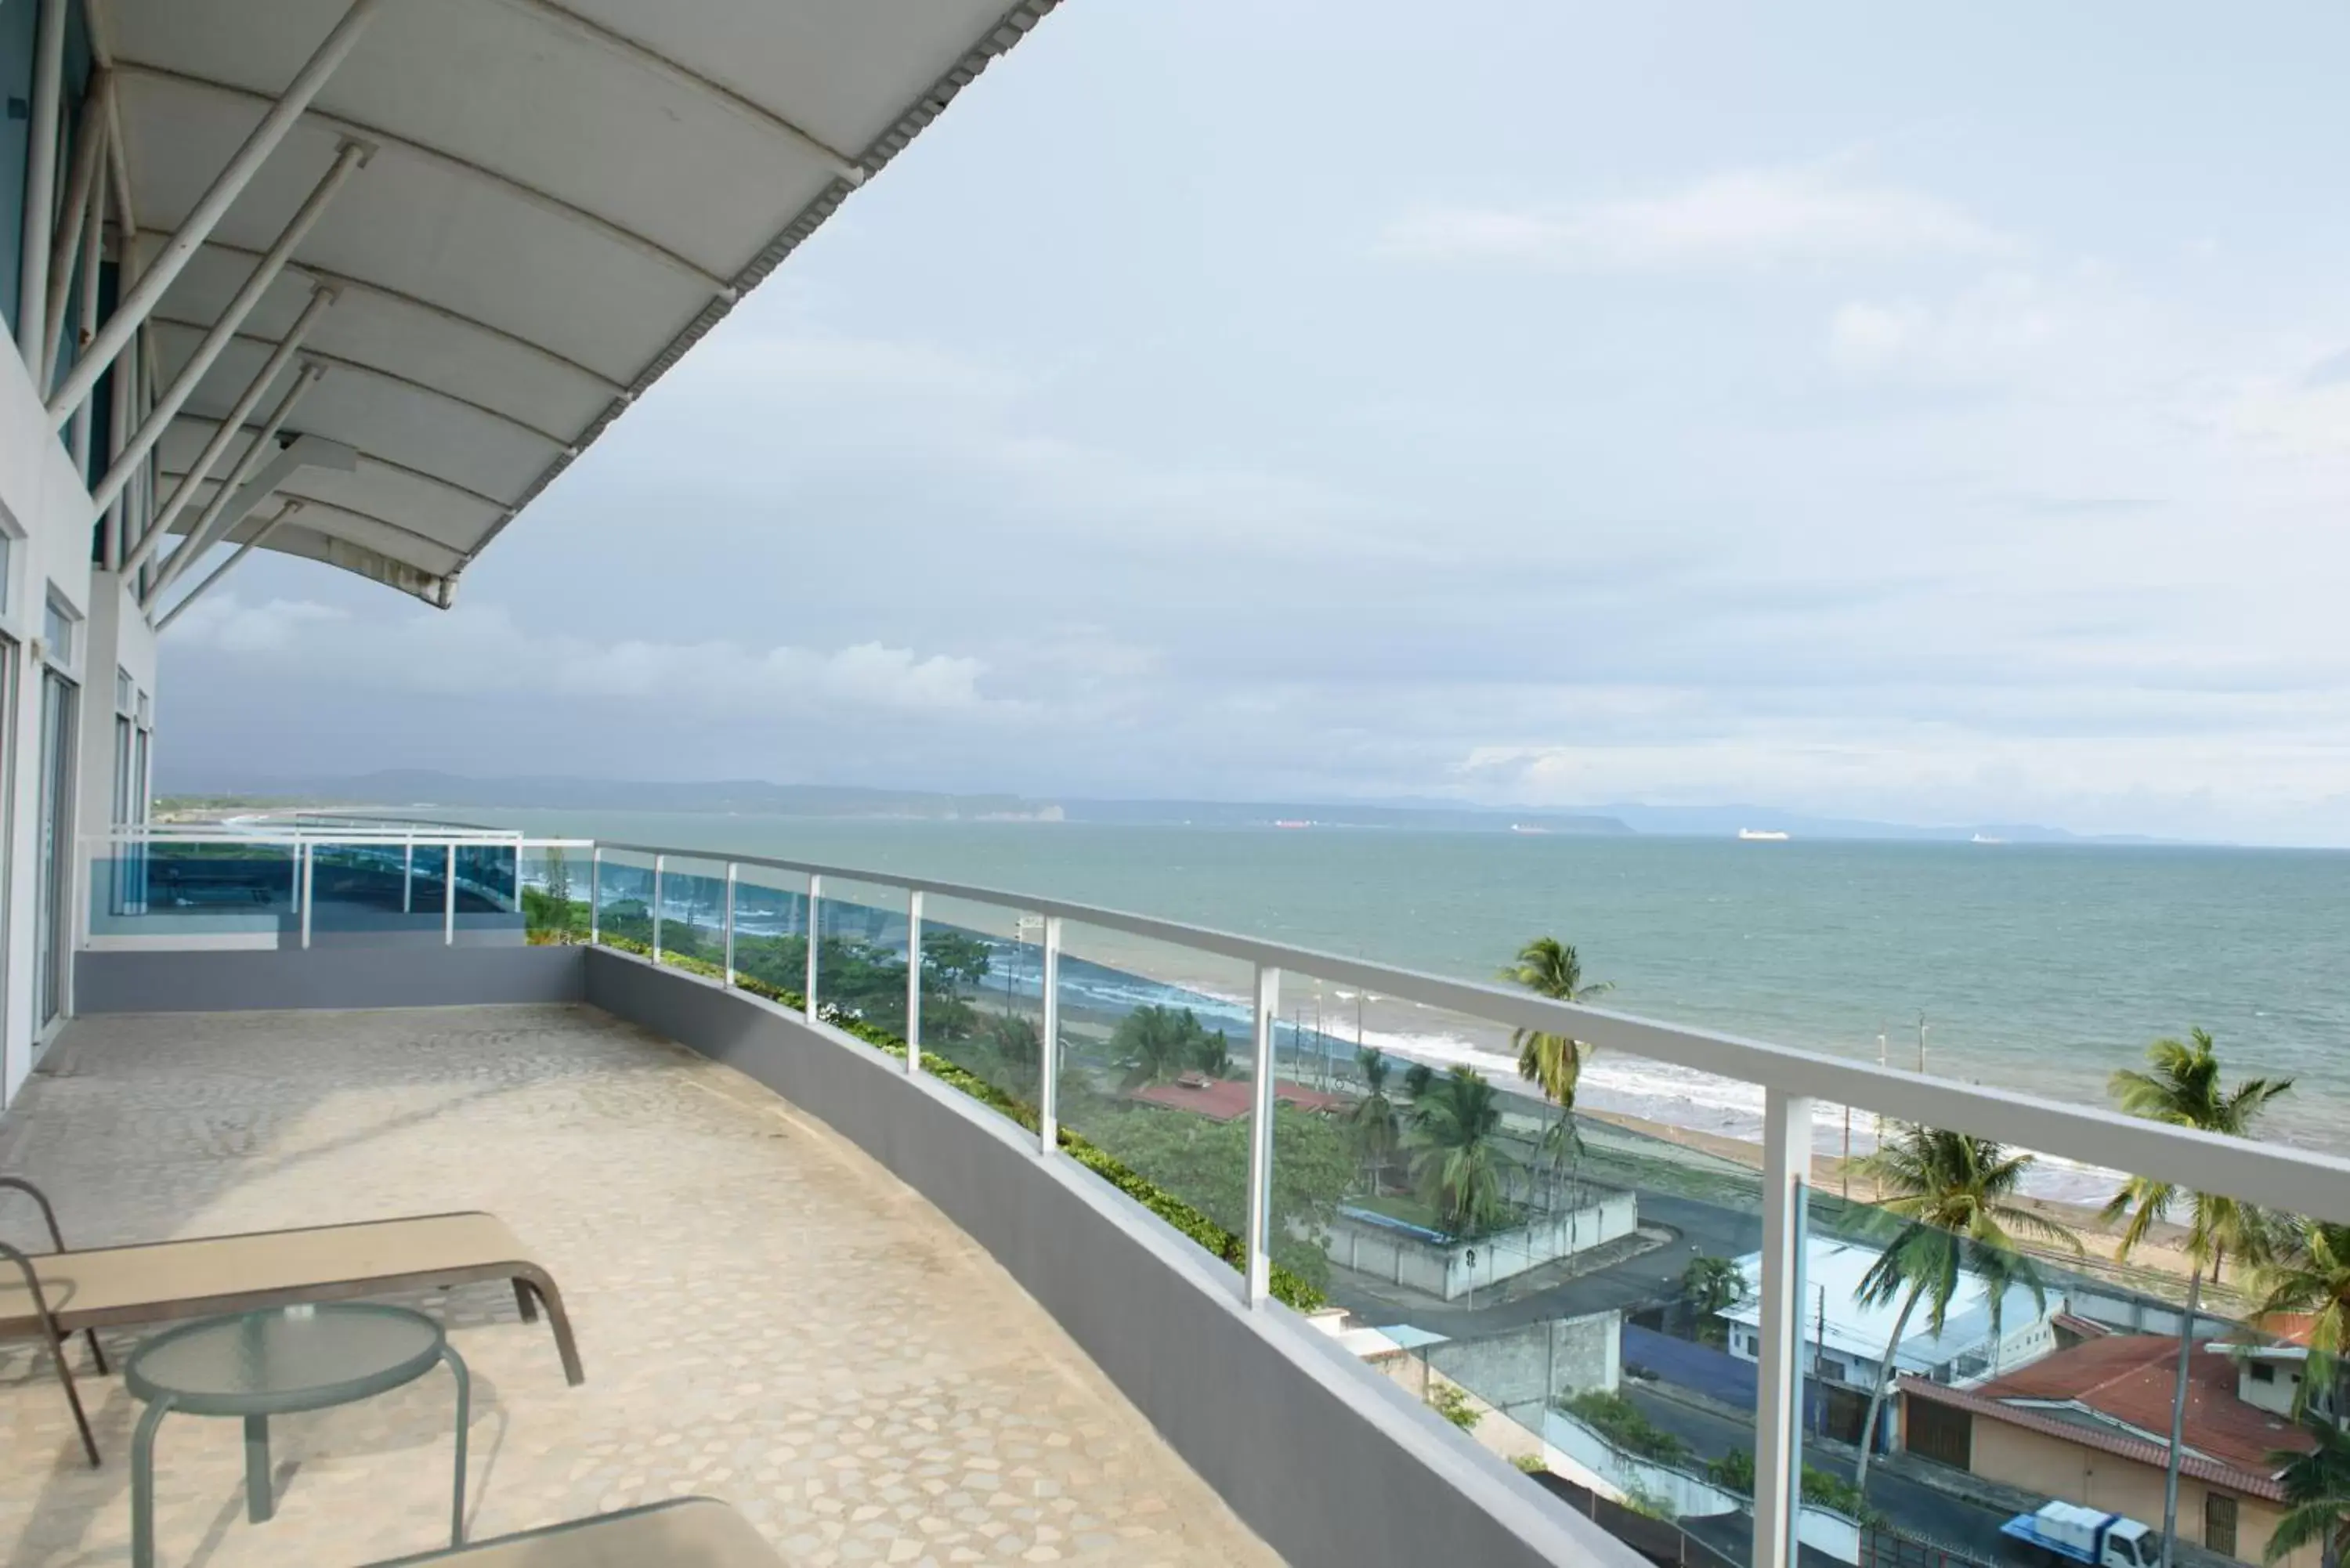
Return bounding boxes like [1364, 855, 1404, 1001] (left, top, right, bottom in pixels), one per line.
[161, 769, 2170, 844]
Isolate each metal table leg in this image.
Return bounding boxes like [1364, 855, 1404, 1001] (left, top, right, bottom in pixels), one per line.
[244, 1413, 273, 1522]
[132, 1393, 175, 1568]
[443, 1342, 470, 1547]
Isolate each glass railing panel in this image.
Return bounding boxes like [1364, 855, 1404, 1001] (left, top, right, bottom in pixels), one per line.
[89, 837, 297, 938]
[451, 840, 522, 935]
[814, 876, 911, 1039]
[306, 837, 449, 938]
[591, 851, 656, 951]
[1051, 923, 1257, 1284]
[652, 855, 729, 971]
[520, 843, 591, 943]
[1805, 1115, 2311, 1568]
[1278, 977, 1775, 1558]
[909, 893, 1046, 1133]
[726, 867, 811, 1003]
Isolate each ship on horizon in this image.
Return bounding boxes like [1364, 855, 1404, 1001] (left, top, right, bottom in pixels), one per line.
[1737, 827, 1791, 842]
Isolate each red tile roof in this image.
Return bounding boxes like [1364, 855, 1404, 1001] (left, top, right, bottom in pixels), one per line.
[1125, 1075, 1352, 1122]
[1900, 1334, 2315, 1501]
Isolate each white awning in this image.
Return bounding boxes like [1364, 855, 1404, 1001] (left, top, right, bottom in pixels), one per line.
[99, 0, 1058, 606]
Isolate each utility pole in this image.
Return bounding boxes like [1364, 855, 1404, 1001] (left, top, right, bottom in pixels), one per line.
[1814, 1285, 1830, 1436]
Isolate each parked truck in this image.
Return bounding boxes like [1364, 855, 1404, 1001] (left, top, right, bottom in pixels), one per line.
[2001, 1502, 2160, 1568]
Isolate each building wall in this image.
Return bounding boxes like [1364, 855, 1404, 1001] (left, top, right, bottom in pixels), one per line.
[1964, 1418, 2312, 1568]
[0, 0, 165, 1107]
[1325, 1188, 1639, 1300]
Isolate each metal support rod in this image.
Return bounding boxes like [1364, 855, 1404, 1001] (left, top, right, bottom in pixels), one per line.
[122, 293, 329, 572]
[588, 848, 601, 943]
[722, 864, 736, 986]
[86, 126, 360, 503]
[151, 499, 303, 631]
[67, 140, 107, 471]
[145, 370, 331, 605]
[803, 875, 821, 1019]
[17, 0, 67, 374]
[402, 837, 414, 913]
[1038, 916, 1062, 1154]
[651, 854, 664, 963]
[904, 890, 923, 1076]
[1752, 1086, 1816, 1568]
[1245, 964, 1282, 1303]
[299, 844, 314, 949]
[48, 0, 384, 418]
[443, 841, 457, 945]
[44, 75, 110, 382]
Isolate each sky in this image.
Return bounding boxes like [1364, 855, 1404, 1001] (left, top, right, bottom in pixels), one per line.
[158, 2, 2350, 845]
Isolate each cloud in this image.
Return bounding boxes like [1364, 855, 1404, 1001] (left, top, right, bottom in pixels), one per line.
[1379, 164, 2012, 269]
[1827, 271, 2064, 385]
[166, 597, 1000, 719]
[2218, 377, 2350, 456]
[164, 596, 348, 653]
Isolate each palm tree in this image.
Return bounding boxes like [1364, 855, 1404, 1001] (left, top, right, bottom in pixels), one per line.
[1349, 1048, 1402, 1193]
[1850, 1126, 2082, 1494]
[1402, 1060, 1435, 1102]
[2267, 1418, 2350, 1567]
[2254, 1219, 2350, 1418]
[1407, 1065, 1521, 1239]
[1682, 1255, 1747, 1344]
[1500, 938, 1612, 1208]
[2103, 1028, 2294, 1566]
[1114, 1004, 1213, 1089]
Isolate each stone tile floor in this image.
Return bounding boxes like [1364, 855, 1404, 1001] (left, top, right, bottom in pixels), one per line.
[0, 1005, 1282, 1567]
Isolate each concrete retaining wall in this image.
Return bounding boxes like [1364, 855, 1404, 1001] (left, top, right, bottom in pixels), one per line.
[582, 948, 1645, 1568]
[1329, 1189, 1640, 1300]
[74, 943, 587, 1013]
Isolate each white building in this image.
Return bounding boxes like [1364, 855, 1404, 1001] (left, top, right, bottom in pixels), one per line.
[1720, 1237, 2064, 1393]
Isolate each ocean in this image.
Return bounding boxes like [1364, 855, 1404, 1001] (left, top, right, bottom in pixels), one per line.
[454, 810, 2350, 1198]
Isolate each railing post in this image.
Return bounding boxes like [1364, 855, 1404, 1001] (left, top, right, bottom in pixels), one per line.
[1246, 963, 1281, 1304]
[588, 847, 602, 945]
[722, 863, 736, 986]
[804, 874, 822, 1021]
[1038, 916, 1062, 1154]
[401, 836, 414, 913]
[904, 889, 924, 1075]
[651, 854, 665, 964]
[442, 842, 457, 946]
[1753, 1086, 1816, 1568]
[298, 843, 313, 949]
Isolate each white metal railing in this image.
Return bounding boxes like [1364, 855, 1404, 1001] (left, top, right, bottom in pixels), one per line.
[81, 826, 2350, 1568]
[573, 836, 2350, 1568]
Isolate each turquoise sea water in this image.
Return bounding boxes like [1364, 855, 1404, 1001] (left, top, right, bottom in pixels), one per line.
[461, 811, 2350, 1189]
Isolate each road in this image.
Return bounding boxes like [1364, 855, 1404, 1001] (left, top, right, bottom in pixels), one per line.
[1329, 1190, 1762, 1336]
[1625, 1384, 2026, 1566]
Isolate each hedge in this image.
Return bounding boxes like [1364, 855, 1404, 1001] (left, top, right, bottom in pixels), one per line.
[583, 933, 1325, 1310]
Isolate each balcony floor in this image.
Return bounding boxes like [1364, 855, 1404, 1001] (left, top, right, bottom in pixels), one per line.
[0, 1004, 1280, 1567]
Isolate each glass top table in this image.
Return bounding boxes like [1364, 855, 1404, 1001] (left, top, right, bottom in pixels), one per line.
[125, 1304, 469, 1568]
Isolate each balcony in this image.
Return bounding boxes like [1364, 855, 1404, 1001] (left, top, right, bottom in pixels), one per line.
[0, 1003, 1280, 1566]
[39, 823, 2350, 1568]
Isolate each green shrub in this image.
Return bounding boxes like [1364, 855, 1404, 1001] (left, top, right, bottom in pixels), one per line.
[1560, 1390, 1689, 1465]
[1706, 1448, 1882, 1524]
[592, 934, 1327, 1310]
[1513, 1453, 1547, 1474]
[1430, 1382, 1482, 1431]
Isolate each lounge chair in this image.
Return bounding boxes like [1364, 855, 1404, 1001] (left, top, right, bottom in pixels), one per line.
[0, 1177, 582, 1466]
[364, 1498, 784, 1566]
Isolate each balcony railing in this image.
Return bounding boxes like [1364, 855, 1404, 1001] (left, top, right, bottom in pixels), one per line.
[74, 822, 2350, 1568]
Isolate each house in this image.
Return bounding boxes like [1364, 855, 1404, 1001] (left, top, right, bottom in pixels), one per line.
[2218, 1314, 2341, 1423]
[1125, 1072, 1353, 1122]
[1896, 1333, 2321, 1567]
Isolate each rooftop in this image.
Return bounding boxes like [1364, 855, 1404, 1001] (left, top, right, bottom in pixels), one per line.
[1902, 1333, 2316, 1498]
[0, 1003, 1277, 1566]
[1723, 1237, 2057, 1371]
[1124, 1075, 1353, 1122]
